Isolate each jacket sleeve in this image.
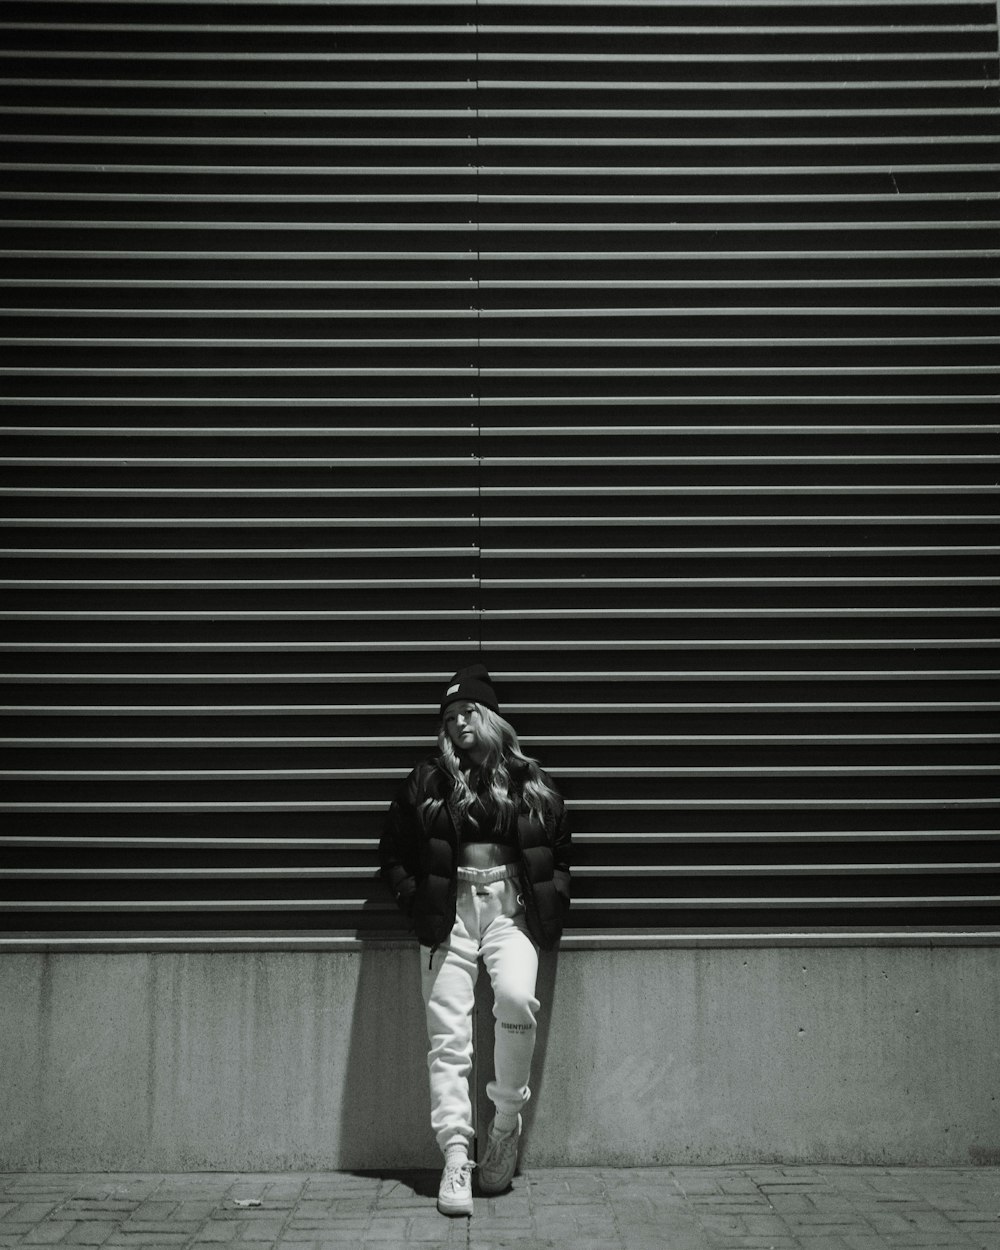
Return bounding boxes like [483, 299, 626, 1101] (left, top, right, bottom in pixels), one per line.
[378, 767, 423, 918]
[550, 787, 572, 912]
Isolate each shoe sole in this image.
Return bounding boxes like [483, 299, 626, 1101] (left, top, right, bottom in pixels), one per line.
[477, 1176, 514, 1196]
[437, 1198, 473, 1217]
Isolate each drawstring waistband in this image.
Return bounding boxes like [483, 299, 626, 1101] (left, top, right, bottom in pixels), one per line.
[457, 862, 519, 885]
[427, 864, 524, 967]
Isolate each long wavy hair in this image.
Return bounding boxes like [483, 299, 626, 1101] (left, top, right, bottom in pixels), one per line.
[422, 703, 559, 829]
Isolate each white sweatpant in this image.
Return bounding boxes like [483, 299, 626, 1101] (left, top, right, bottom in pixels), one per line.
[420, 866, 540, 1155]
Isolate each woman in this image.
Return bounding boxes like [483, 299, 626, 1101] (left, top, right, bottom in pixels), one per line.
[379, 664, 571, 1216]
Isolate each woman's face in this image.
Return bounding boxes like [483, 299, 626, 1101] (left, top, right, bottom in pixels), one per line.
[443, 700, 481, 754]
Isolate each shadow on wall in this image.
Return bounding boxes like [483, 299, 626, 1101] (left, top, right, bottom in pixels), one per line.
[338, 901, 439, 1171]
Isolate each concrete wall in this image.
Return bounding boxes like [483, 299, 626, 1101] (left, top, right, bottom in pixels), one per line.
[2, 942, 998, 1171]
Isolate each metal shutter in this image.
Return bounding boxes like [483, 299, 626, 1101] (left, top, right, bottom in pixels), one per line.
[2, 1, 998, 945]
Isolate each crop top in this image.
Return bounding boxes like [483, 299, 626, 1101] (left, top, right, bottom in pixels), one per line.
[460, 786, 517, 846]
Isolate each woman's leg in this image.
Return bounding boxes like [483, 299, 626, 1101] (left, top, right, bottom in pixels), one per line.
[479, 879, 540, 1120]
[421, 888, 479, 1155]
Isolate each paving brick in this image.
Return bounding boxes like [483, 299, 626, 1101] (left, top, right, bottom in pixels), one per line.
[305, 1203, 371, 1220]
[106, 1233, 191, 1247]
[800, 1226, 886, 1242]
[61, 1223, 116, 1245]
[871, 1213, 932, 1236]
[0, 1182, 76, 1195]
[124, 1207, 175, 1226]
[314, 1226, 369, 1242]
[748, 1168, 804, 1184]
[347, 1218, 410, 1241]
[258, 1190, 307, 1209]
[769, 1195, 824, 1214]
[236, 1222, 287, 1243]
[22, 1221, 75, 1244]
[539, 1240, 625, 1250]
[193, 1226, 244, 1247]
[742, 1213, 801, 1236]
[531, 1203, 618, 1240]
[9, 1206, 61, 1224]
[467, 1217, 536, 1239]
[62, 1204, 139, 1217]
[909, 1213, 977, 1234]
[698, 1212, 747, 1234]
[705, 1238, 800, 1250]
[880, 1239, 977, 1249]
[766, 1185, 835, 1196]
[401, 1215, 467, 1242]
[118, 1224, 201, 1237]
[103, 1240, 187, 1250]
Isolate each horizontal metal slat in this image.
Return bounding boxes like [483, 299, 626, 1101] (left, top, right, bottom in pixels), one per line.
[0, 307, 995, 319]
[9, 863, 996, 880]
[2, 515, 995, 527]
[0, 896, 994, 913]
[5, 336, 996, 348]
[6, 828, 999, 852]
[4, 162, 996, 176]
[10, 454, 990, 467]
[5, 396, 998, 408]
[478, 545, 1000, 555]
[2, 932, 993, 952]
[576, 896, 999, 909]
[4, 765, 996, 779]
[4, 133, 998, 148]
[5, 668, 998, 683]
[1, 546, 479, 558]
[0, 898, 395, 912]
[6, 107, 998, 121]
[3, 640, 995, 653]
[477, 65, 990, 74]
[480, 576, 999, 585]
[4, 798, 997, 812]
[3, 733, 997, 748]
[5, 609, 996, 623]
[6, 701, 993, 714]
[4, 546, 994, 559]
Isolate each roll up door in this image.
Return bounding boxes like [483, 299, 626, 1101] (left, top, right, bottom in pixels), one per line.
[2, 1, 998, 944]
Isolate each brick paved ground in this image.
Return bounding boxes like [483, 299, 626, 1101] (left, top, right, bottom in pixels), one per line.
[1, 1167, 998, 1250]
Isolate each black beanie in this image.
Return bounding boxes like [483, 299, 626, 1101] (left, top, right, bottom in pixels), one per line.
[439, 664, 500, 717]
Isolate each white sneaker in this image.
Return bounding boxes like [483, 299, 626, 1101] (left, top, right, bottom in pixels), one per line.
[478, 1115, 521, 1194]
[437, 1159, 475, 1216]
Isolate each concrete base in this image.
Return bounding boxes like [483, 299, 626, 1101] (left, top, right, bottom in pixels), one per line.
[2, 942, 998, 1170]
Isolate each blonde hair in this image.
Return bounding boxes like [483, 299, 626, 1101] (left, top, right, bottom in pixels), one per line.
[422, 704, 559, 829]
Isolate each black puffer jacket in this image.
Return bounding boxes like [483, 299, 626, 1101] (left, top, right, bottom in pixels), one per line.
[378, 755, 571, 950]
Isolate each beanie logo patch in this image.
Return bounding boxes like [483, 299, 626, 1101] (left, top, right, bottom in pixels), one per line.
[446, 683, 461, 696]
